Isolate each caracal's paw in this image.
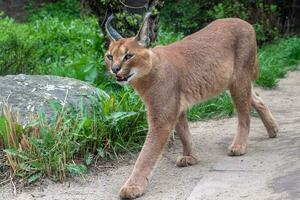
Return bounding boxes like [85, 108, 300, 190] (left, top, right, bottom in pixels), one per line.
[228, 144, 247, 156]
[267, 123, 279, 138]
[119, 183, 145, 200]
[176, 155, 198, 167]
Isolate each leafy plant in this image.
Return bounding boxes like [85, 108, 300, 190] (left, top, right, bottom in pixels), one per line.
[207, 1, 249, 20]
[1, 88, 146, 182]
[26, 0, 81, 21]
[256, 37, 300, 88]
[188, 92, 234, 121]
[160, 0, 208, 34]
[155, 28, 184, 45]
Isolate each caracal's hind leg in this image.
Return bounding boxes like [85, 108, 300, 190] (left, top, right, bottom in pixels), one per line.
[228, 81, 252, 156]
[251, 90, 279, 138]
[175, 112, 198, 167]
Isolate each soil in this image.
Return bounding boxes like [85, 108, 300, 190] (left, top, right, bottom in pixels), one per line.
[1, 70, 300, 200]
[0, 150, 10, 185]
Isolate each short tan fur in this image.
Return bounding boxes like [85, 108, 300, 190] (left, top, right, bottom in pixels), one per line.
[105, 13, 279, 199]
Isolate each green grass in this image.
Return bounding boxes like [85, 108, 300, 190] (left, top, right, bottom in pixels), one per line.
[256, 37, 300, 88]
[1, 2, 300, 184]
[0, 87, 146, 182]
[188, 92, 234, 121]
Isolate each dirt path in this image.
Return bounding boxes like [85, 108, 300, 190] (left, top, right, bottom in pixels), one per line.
[1, 70, 300, 200]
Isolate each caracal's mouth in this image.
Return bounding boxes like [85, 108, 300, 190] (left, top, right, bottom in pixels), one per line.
[116, 73, 135, 83]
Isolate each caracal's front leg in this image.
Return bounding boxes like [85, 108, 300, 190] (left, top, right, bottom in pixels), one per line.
[119, 118, 175, 199]
[175, 112, 198, 167]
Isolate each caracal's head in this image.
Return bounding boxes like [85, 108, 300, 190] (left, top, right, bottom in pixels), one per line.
[104, 13, 153, 85]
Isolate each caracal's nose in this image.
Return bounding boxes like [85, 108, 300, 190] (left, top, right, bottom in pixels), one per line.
[112, 64, 121, 74]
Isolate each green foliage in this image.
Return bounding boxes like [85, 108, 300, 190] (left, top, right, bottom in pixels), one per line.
[0, 14, 109, 84]
[30, 17, 107, 84]
[252, 3, 280, 45]
[155, 28, 184, 45]
[188, 92, 234, 121]
[0, 10, 185, 85]
[206, 1, 280, 45]
[207, 1, 249, 20]
[114, 11, 142, 37]
[0, 17, 35, 75]
[161, 0, 282, 45]
[82, 0, 161, 38]
[256, 37, 300, 88]
[26, 0, 81, 21]
[160, 0, 208, 34]
[66, 163, 87, 176]
[0, 34, 35, 75]
[1, 88, 146, 182]
[0, 107, 23, 149]
[0, 116, 8, 147]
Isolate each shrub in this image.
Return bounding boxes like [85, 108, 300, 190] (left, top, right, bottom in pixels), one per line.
[188, 92, 234, 121]
[0, 34, 36, 75]
[1, 87, 146, 182]
[0, 15, 110, 84]
[0, 16, 35, 75]
[256, 37, 300, 88]
[26, 0, 81, 21]
[161, 0, 283, 45]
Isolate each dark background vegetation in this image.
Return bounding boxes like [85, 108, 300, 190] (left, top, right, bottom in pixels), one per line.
[1, 0, 300, 77]
[1, 0, 300, 42]
[0, 0, 300, 183]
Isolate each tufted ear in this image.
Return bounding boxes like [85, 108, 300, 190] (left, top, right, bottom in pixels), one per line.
[105, 15, 123, 41]
[135, 12, 152, 48]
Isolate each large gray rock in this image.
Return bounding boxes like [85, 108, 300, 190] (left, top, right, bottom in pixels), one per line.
[0, 74, 100, 125]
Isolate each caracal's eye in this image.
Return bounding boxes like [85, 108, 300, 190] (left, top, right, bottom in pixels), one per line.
[124, 53, 134, 61]
[106, 54, 113, 61]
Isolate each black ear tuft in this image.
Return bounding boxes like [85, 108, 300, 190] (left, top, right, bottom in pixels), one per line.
[105, 15, 123, 41]
[135, 12, 153, 47]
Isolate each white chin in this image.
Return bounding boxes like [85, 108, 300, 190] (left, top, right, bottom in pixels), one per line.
[116, 80, 126, 85]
